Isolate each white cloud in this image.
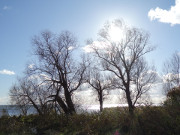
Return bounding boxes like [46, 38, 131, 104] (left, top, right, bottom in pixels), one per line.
[148, 0, 180, 26]
[83, 41, 101, 53]
[28, 64, 35, 69]
[82, 41, 112, 53]
[178, 52, 180, 56]
[0, 96, 10, 105]
[68, 46, 74, 50]
[0, 69, 15, 75]
[82, 44, 94, 53]
[3, 6, 11, 10]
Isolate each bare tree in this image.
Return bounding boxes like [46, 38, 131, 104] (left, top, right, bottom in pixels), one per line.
[86, 67, 112, 112]
[10, 77, 53, 115]
[28, 30, 87, 115]
[163, 51, 180, 93]
[89, 19, 156, 115]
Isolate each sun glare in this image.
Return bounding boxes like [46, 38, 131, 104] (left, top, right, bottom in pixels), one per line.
[109, 25, 124, 42]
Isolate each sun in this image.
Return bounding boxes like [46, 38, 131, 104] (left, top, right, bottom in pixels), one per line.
[109, 24, 125, 42]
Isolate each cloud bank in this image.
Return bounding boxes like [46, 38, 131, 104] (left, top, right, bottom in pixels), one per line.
[148, 0, 180, 26]
[0, 69, 15, 75]
[0, 96, 10, 105]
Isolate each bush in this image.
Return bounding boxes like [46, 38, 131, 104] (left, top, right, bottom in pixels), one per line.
[0, 106, 180, 135]
[137, 106, 172, 135]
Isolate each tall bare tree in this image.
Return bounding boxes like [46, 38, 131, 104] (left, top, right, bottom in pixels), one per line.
[28, 30, 87, 114]
[163, 51, 180, 93]
[89, 19, 156, 115]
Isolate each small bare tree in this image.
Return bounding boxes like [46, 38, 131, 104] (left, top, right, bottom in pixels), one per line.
[86, 67, 112, 112]
[10, 77, 52, 115]
[163, 51, 180, 93]
[28, 30, 87, 114]
[90, 19, 156, 115]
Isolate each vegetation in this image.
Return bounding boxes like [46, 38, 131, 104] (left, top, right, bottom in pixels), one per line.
[1, 87, 180, 134]
[0, 103, 180, 135]
[86, 66, 113, 112]
[89, 20, 156, 115]
[10, 31, 88, 115]
[163, 51, 180, 93]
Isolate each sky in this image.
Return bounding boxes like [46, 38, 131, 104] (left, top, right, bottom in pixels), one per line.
[0, 0, 180, 105]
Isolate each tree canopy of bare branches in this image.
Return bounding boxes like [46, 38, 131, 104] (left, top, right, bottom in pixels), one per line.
[10, 77, 53, 115]
[90, 19, 156, 115]
[26, 30, 87, 114]
[163, 51, 180, 93]
[86, 66, 113, 112]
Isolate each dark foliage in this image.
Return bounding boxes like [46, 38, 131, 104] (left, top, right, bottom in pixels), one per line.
[0, 104, 180, 135]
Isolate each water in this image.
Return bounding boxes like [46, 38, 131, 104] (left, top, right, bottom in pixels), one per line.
[0, 105, 37, 117]
[0, 104, 126, 117]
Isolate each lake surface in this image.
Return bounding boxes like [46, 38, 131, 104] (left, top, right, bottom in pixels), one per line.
[0, 105, 37, 116]
[0, 104, 126, 117]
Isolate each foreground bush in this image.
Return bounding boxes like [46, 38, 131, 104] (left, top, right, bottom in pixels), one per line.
[0, 108, 123, 135]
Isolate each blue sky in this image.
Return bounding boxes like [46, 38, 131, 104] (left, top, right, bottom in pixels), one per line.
[0, 0, 180, 104]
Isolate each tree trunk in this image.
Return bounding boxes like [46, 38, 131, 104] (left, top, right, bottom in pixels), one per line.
[99, 91, 103, 112]
[29, 98, 43, 115]
[125, 86, 134, 115]
[56, 96, 69, 114]
[100, 100, 103, 112]
[64, 87, 76, 114]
